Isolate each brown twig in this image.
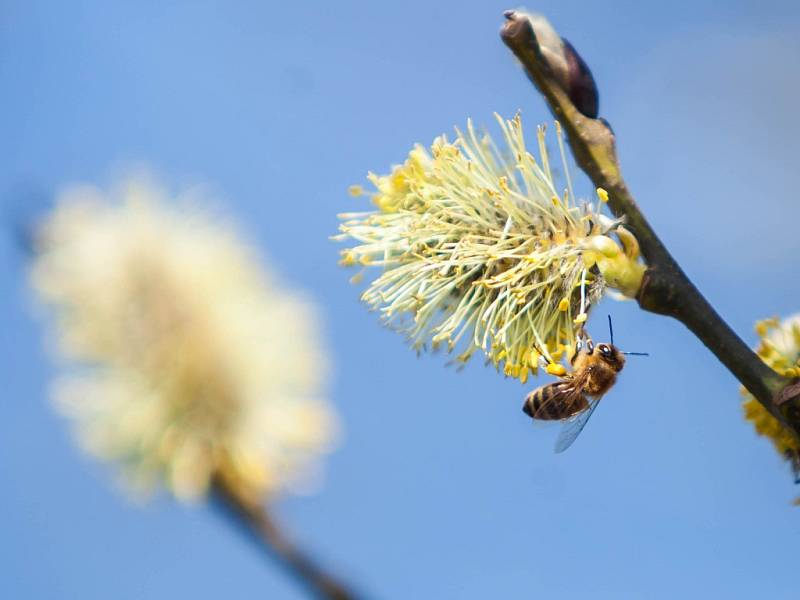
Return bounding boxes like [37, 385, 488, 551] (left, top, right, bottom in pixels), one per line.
[499, 11, 800, 438]
[211, 475, 359, 600]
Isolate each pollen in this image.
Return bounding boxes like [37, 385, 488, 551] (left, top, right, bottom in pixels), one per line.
[546, 363, 567, 377]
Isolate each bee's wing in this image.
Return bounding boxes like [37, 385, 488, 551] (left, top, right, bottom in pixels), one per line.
[553, 395, 604, 454]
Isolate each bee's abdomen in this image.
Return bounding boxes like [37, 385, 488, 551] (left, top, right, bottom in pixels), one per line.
[523, 383, 588, 420]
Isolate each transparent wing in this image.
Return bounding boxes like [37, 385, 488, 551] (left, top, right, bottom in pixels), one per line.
[553, 395, 603, 454]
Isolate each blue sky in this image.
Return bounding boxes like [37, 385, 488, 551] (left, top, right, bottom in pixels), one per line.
[3, 1, 800, 598]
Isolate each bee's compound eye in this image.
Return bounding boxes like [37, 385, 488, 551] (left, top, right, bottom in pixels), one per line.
[598, 344, 611, 356]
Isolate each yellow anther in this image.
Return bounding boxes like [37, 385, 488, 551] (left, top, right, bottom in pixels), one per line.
[348, 184, 365, 197]
[456, 350, 472, 363]
[574, 313, 588, 324]
[596, 187, 609, 203]
[755, 318, 778, 337]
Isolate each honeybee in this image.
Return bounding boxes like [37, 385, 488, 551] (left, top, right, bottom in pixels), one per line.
[523, 316, 647, 452]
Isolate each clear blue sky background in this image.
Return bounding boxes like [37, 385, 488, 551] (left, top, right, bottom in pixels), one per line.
[3, 1, 800, 598]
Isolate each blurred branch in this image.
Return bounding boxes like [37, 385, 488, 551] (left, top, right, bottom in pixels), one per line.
[499, 11, 800, 444]
[211, 475, 359, 600]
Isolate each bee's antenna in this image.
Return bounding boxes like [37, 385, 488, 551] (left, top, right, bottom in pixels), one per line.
[608, 314, 614, 346]
[610, 313, 648, 355]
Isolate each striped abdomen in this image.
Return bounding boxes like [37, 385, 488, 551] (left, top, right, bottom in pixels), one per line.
[523, 381, 589, 420]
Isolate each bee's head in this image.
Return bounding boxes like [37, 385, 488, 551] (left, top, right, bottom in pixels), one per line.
[596, 342, 625, 372]
[570, 316, 648, 368]
[571, 338, 624, 371]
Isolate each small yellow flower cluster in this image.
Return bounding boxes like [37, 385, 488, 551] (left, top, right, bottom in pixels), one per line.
[742, 316, 800, 461]
[337, 114, 644, 381]
[31, 177, 338, 503]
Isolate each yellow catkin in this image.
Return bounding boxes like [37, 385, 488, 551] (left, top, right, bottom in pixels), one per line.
[337, 113, 644, 384]
[742, 315, 800, 485]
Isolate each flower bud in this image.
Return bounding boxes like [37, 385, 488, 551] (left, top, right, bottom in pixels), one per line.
[504, 11, 600, 118]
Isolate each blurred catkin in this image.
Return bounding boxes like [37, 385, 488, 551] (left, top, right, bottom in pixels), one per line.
[31, 176, 338, 504]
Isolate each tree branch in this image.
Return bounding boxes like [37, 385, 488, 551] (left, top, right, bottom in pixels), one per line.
[211, 475, 360, 600]
[499, 11, 800, 438]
